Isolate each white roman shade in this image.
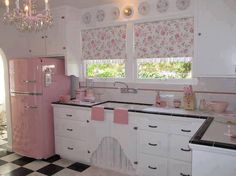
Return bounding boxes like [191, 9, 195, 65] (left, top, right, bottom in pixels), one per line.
[134, 17, 194, 59]
[82, 25, 127, 60]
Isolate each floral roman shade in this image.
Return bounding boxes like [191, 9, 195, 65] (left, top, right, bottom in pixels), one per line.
[82, 25, 127, 60]
[134, 17, 194, 59]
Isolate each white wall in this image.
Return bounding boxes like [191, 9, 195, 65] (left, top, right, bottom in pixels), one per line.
[0, 55, 5, 108]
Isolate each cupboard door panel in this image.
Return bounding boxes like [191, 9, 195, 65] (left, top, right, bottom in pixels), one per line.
[194, 0, 236, 77]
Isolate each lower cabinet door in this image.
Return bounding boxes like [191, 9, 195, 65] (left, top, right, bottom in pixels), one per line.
[169, 135, 192, 162]
[138, 154, 168, 176]
[168, 159, 192, 176]
[55, 136, 89, 163]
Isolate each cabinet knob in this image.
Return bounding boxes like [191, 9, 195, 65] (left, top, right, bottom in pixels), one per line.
[180, 173, 190, 176]
[181, 148, 191, 152]
[67, 128, 73, 132]
[88, 150, 91, 154]
[198, 33, 202, 36]
[181, 129, 191, 133]
[61, 16, 65, 19]
[62, 46, 66, 50]
[148, 166, 157, 170]
[29, 49, 32, 53]
[133, 127, 138, 130]
[42, 36, 44, 39]
[86, 120, 90, 123]
[148, 125, 157, 128]
[148, 143, 158, 147]
[67, 147, 74, 151]
[134, 161, 138, 165]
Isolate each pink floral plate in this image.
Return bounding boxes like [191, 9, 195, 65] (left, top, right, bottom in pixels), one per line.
[157, 0, 169, 13]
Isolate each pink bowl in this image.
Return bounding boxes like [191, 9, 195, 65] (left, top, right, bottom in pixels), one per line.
[207, 101, 229, 113]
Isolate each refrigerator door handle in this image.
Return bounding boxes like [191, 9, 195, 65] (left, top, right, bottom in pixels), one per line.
[24, 105, 38, 109]
[11, 91, 43, 96]
[23, 80, 37, 83]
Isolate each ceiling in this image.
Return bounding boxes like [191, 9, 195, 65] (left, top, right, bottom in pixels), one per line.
[50, 0, 128, 9]
[0, 0, 128, 10]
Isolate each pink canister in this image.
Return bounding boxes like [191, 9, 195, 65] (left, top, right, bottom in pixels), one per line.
[76, 89, 86, 101]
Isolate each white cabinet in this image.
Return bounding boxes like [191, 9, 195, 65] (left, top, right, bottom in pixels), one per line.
[88, 111, 138, 166]
[110, 116, 138, 165]
[138, 154, 168, 176]
[53, 104, 205, 176]
[0, 21, 30, 58]
[53, 105, 91, 163]
[190, 144, 236, 176]
[27, 31, 46, 56]
[168, 159, 192, 176]
[139, 131, 168, 157]
[22, 7, 80, 76]
[169, 135, 192, 162]
[194, 0, 236, 77]
[136, 113, 204, 176]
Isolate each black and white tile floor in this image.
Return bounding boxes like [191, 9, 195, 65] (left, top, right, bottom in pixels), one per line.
[0, 131, 129, 176]
[0, 148, 91, 176]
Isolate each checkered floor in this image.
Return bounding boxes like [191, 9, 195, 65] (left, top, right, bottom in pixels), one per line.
[0, 131, 130, 176]
[0, 149, 91, 176]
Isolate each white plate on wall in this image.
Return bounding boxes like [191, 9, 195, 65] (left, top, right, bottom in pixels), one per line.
[157, 0, 169, 13]
[82, 12, 92, 24]
[138, 1, 150, 16]
[176, 0, 191, 11]
[111, 7, 120, 20]
[96, 9, 105, 22]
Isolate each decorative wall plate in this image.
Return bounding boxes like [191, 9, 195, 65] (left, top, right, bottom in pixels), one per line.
[138, 1, 150, 16]
[157, 0, 169, 13]
[82, 12, 91, 24]
[176, 0, 191, 11]
[111, 7, 120, 20]
[96, 10, 105, 22]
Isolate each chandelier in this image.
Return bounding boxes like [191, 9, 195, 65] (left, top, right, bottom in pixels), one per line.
[3, 0, 53, 32]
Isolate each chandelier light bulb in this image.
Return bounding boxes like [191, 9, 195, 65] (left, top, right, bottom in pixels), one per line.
[3, 0, 53, 32]
[5, 0, 9, 6]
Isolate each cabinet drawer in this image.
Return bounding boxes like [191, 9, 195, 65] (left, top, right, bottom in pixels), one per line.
[169, 135, 192, 162]
[138, 117, 169, 133]
[169, 122, 203, 136]
[53, 107, 90, 122]
[169, 159, 192, 176]
[139, 131, 168, 157]
[54, 118, 88, 140]
[55, 136, 89, 163]
[138, 154, 168, 176]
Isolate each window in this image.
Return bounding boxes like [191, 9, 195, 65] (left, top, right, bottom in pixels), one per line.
[81, 25, 127, 79]
[81, 17, 195, 82]
[85, 59, 125, 79]
[137, 57, 192, 79]
[134, 17, 194, 80]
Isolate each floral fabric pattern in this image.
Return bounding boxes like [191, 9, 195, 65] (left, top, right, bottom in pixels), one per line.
[134, 17, 194, 58]
[82, 25, 127, 60]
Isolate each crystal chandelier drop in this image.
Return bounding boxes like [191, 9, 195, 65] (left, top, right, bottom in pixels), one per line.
[3, 0, 53, 32]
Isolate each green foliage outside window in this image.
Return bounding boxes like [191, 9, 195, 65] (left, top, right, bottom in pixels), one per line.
[86, 62, 125, 78]
[138, 61, 191, 79]
[86, 60, 191, 79]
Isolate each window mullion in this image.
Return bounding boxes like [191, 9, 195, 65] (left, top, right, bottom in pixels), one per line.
[126, 23, 135, 82]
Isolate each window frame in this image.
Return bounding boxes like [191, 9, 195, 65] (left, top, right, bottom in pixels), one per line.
[81, 14, 198, 85]
[83, 59, 129, 82]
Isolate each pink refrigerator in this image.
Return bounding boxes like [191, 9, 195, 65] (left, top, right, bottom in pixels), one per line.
[9, 58, 70, 159]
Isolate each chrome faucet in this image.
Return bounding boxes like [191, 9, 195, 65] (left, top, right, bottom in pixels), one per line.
[113, 81, 137, 94]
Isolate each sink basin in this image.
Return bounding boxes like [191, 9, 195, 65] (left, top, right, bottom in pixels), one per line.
[99, 102, 152, 110]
